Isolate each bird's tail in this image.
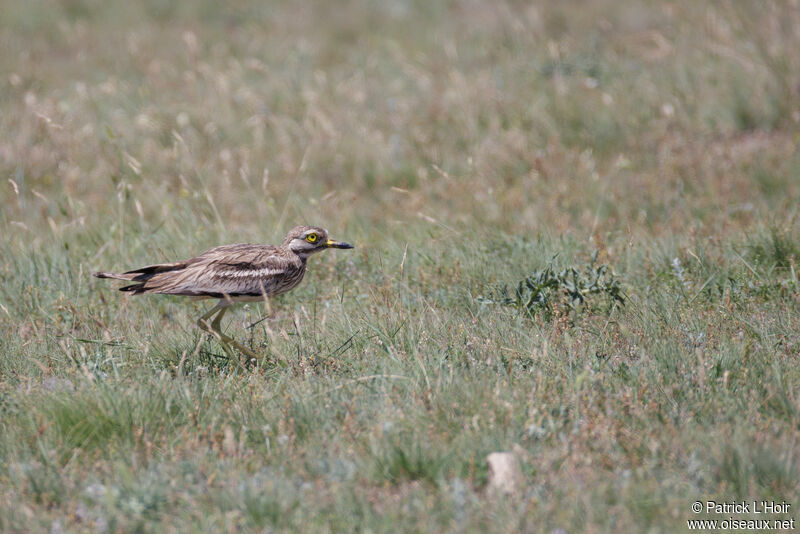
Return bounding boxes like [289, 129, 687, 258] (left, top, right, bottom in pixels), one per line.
[93, 271, 136, 281]
[93, 262, 187, 294]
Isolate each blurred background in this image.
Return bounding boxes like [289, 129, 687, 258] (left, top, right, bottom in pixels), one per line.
[2, 0, 798, 252]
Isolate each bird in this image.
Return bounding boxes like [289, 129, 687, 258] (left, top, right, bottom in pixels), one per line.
[93, 225, 354, 360]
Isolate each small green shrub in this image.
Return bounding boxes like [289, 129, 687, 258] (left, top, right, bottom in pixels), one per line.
[369, 437, 449, 485]
[480, 253, 625, 320]
[747, 226, 799, 271]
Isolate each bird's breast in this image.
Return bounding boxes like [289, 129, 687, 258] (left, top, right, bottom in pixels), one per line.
[271, 261, 306, 295]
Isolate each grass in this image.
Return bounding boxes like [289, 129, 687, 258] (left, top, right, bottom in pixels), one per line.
[1, 0, 799, 531]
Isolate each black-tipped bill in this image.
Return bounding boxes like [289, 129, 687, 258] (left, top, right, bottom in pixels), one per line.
[325, 239, 354, 249]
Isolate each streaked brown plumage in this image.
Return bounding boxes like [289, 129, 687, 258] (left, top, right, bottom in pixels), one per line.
[94, 225, 353, 359]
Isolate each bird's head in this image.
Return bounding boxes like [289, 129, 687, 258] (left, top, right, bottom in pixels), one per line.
[283, 226, 354, 257]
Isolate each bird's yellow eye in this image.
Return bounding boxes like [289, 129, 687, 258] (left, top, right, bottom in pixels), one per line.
[305, 233, 318, 243]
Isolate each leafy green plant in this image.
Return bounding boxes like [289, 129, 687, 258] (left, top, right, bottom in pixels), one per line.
[481, 253, 624, 320]
[369, 436, 449, 485]
[747, 225, 799, 271]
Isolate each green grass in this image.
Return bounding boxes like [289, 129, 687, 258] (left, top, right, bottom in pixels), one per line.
[1, 0, 799, 532]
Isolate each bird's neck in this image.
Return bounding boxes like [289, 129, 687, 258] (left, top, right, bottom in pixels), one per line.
[291, 250, 311, 263]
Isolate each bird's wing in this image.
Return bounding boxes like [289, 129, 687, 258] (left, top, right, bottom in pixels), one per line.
[137, 245, 301, 297]
[199, 255, 299, 296]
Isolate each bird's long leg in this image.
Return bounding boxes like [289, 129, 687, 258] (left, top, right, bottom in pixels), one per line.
[209, 306, 260, 360]
[196, 302, 259, 361]
[197, 303, 236, 359]
[210, 305, 228, 332]
[198, 303, 224, 327]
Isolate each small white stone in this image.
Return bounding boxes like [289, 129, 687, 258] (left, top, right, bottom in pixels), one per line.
[486, 452, 522, 496]
[222, 426, 236, 457]
[176, 112, 190, 128]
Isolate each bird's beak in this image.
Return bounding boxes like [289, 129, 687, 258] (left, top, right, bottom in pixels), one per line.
[325, 238, 354, 249]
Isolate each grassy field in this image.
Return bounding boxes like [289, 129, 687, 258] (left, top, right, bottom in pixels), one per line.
[1, 0, 799, 531]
